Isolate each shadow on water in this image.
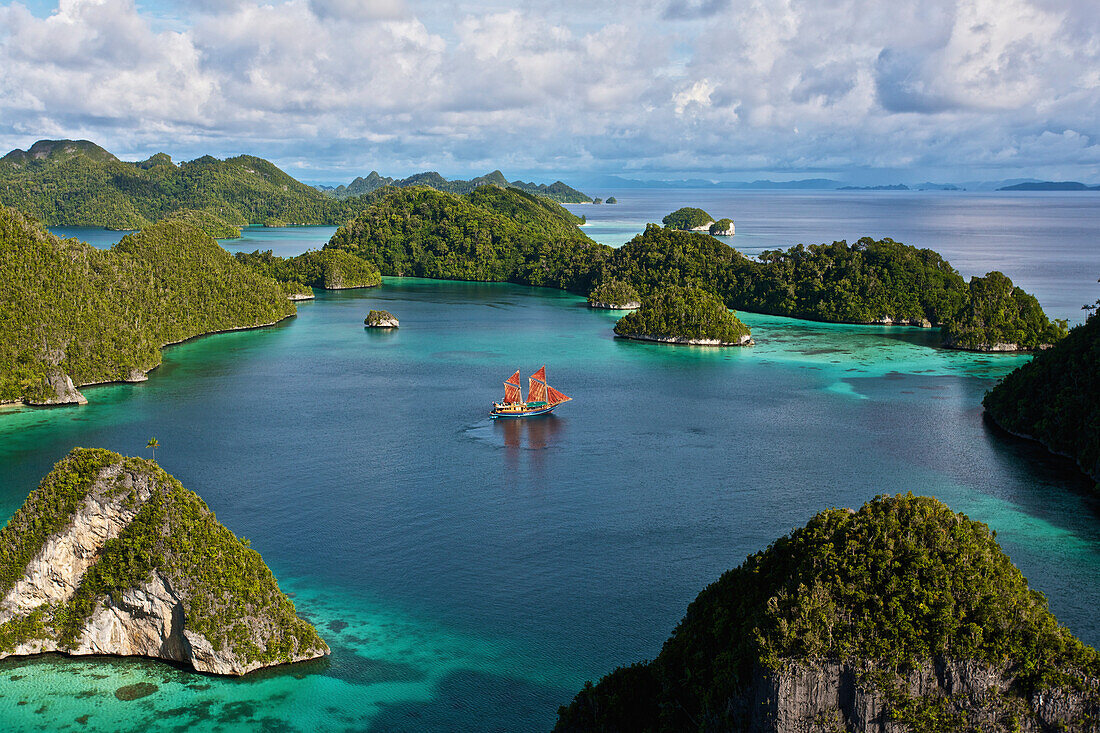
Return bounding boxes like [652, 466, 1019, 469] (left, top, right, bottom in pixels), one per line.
[497, 415, 566, 481]
[980, 413, 1100, 517]
[365, 668, 573, 733]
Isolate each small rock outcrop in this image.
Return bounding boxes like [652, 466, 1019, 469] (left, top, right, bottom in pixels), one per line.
[365, 309, 399, 328]
[555, 494, 1100, 732]
[0, 449, 328, 676]
[709, 218, 735, 236]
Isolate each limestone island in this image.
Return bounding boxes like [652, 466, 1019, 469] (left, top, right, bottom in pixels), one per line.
[365, 309, 399, 328]
[555, 494, 1100, 732]
[234, 248, 382, 291]
[663, 207, 735, 235]
[709, 217, 735, 236]
[587, 279, 641, 310]
[0, 207, 303, 407]
[0, 448, 328, 675]
[941, 271, 1068, 352]
[984, 304, 1099, 484]
[613, 285, 753, 346]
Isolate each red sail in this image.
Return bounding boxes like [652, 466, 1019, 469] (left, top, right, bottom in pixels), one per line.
[528, 378, 547, 403]
[546, 385, 572, 405]
[530, 366, 546, 382]
[503, 370, 522, 403]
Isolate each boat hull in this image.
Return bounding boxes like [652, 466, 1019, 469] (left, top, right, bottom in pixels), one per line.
[489, 404, 558, 419]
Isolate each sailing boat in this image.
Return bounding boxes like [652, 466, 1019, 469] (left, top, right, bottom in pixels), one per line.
[490, 366, 572, 418]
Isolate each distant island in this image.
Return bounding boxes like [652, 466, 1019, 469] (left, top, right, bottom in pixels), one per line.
[838, 184, 910, 191]
[555, 494, 1100, 731]
[0, 139, 592, 229]
[0, 206, 306, 406]
[318, 168, 592, 203]
[323, 189, 1066, 352]
[984, 297, 1099, 484]
[613, 285, 752, 346]
[999, 181, 1100, 191]
[0, 448, 328, 675]
[662, 206, 717, 231]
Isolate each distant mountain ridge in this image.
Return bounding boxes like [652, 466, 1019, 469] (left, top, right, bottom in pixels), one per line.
[998, 181, 1100, 191]
[0, 139, 592, 229]
[320, 168, 592, 203]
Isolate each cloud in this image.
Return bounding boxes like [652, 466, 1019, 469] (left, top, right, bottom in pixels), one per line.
[0, 0, 1098, 182]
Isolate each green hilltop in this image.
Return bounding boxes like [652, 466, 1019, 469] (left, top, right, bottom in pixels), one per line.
[555, 494, 1100, 732]
[0, 139, 384, 230]
[0, 206, 300, 405]
[0, 448, 327, 673]
[325, 192, 1065, 351]
[984, 305, 1100, 485]
[324, 168, 593, 203]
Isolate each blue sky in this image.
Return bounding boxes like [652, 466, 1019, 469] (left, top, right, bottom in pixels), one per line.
[1, 0, 1099, 185]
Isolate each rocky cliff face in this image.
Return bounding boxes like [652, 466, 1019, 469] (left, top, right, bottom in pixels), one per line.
[717, 659, 1097, 732]
[0, 449, 328, 676]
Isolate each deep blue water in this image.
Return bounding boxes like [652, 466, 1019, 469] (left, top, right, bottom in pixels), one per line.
[6, 192, 1097, 731]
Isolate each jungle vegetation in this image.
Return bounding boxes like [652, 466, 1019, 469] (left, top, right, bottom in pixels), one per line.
[0, 139, 385, 229]
[324, 192, 1066, 351]
[662, 206, 715, 230]
[234, 249, 382, 290]
[0, 448, 327, 666]
[587, 279, 641, 307]
[983, 299, 1099, 484]
[554, 494, 1100, 732]
[613, 285, 751, 343]
[0, 206, 298, 404]
[323, 168, 592, 203]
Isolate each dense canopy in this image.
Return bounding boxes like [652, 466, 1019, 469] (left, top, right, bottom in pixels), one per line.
[0, 206, 298, 404]
[555, 494, 1100, 732]
[613, 285, 751, 344]
[983, 309, 1099, 483]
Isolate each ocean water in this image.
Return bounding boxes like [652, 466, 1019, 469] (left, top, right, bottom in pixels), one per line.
[566, 189, 1100, 323]
[6, 194, 1097, 731]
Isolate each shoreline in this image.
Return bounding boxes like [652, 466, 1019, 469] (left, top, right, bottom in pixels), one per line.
[983, 411, 1099, 486]
[616, 332, 754, 347]
[8, 313, 298, 410]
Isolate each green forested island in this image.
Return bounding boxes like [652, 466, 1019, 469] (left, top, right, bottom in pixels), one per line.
[164, 208, 243, 239]
[587, 279, 641, 309]
[0, 139, 382, 229]
[555, 494, 1100, 732]
[234, 249, 381, 290]
[0, 448, 328, 675]
[0, 206, 300, 405]
[321, 168, 592, 203]
[942, 271, 1069, 350]
[662, 206, 715, 230]
[324, 190, 1064, 351]
[613, 285, 752, 345]
[983, 307, 1099, 484]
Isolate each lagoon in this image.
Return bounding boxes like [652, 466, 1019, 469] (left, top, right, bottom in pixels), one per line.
[10, 192, 1099, 732]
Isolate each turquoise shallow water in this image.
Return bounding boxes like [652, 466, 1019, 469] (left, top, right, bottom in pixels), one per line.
[8, 202, 1100, 731]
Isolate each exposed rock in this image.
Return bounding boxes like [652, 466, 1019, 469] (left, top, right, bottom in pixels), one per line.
[26, 372, 87, 406]
[588, 300, 641, 310]
[365, 309, 399, 328]
[689, 222, 715, 232]
[287, 291, 316, 301]
[618, 332, 754, 346]
[0, 449, 328, 676]
[711, 659, 1097, 733]
[870, 316, 933, 328]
